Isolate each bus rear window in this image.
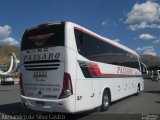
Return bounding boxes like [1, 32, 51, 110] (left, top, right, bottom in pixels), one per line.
[21, 23, 64, 50]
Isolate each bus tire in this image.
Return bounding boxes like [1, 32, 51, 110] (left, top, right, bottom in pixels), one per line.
[100, 89, 110, 112]
[135, 84, 140, 96]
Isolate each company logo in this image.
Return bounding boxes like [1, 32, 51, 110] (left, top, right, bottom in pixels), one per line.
[24, 52, 60, 62]
[29, 33, 54, 46]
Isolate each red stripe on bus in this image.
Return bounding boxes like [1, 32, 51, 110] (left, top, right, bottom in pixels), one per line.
[100, 73, 142, 77]
[88, 63, 102, 76]
[87, 62, 141, 77]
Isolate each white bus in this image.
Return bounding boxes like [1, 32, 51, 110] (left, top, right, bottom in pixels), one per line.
[150, 70, 160, 81]
[20, 21, 144, 113]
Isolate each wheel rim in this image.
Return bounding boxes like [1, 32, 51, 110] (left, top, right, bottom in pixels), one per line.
[103, 94, 109, 108]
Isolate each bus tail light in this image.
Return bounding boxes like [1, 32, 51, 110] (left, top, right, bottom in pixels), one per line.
[19, 73, 25, 96]
[59, 72, 73, 99]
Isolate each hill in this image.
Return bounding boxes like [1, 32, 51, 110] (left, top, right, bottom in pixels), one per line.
[0, 45, 20, 64]
[140, 55, 160, 67]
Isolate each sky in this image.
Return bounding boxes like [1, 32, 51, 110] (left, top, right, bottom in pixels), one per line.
[0, 0, 160, 56]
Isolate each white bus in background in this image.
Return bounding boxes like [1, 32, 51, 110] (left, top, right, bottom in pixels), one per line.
[157, 70, 160, 80]
[20, 21, 144, 113]
[150, 70, 160, 81]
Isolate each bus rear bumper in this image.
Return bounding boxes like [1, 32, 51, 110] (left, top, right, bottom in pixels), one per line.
[20, 95, 75, 113]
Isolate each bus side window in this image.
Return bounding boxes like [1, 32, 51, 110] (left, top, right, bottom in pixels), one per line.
[80, 32, 84, 44]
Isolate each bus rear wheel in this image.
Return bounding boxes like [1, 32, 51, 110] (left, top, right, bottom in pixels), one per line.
[100, 90, 110, 112]
[135, 85, 140, 96]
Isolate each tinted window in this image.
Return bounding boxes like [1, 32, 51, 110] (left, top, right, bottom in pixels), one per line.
[21, 24, 64, 50]
[153, 71, 158, 76]
[75, 29, 139, 69]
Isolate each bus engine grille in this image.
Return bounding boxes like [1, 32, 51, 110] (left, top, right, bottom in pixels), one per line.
[24, 60, 60, 71]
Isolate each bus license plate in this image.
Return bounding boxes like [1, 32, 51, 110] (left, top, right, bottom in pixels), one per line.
[36, 101, 45, 106]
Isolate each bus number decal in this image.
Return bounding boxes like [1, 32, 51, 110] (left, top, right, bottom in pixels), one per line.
[33, 70, 47, 82]
[117, 66, 133, 75]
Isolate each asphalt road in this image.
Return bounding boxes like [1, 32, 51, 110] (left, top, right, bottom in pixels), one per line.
[0, 80, 160, 120]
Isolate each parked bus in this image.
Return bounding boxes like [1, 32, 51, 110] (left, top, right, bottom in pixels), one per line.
[20, 21, 144, 113]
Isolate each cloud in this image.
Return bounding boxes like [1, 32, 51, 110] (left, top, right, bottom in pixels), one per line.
[153, 39, 160, 44]
[101, 20, 109, 26]
[112, 38, 120, 43]
[1, 37, 19, 45]
[135, 46, 156, 56]
[101, 20, 117, 26]
[138, 33, 157, 40]
[128, 22, 160, 31]
[0, 25, 19, 45]
[0, 25, 11, 40]
[125, 1, 160, 30]
[126, 1, 160, 23]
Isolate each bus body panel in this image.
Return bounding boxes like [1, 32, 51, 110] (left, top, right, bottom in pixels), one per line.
[20, 23, 77, 113]
[21, 95, 75, 113]
[21, 46, 65, 100]
[20, 21, 144, 113]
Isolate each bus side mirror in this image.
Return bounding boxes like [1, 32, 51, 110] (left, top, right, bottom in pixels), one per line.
[141, 63, 147, 74]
